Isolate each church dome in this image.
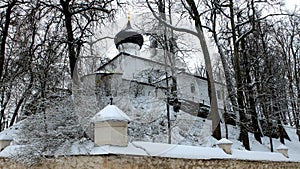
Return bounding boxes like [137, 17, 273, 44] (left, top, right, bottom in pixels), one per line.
[114, 21, 144, 49]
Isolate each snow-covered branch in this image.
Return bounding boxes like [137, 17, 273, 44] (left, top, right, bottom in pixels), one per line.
[146, 0, 198, 37]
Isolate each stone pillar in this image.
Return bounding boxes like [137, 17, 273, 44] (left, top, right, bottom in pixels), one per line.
[276, 144, 289, 158]
[92, 105, 131, 147]
[0, 139, 12, 151]
[217, 138, 233, 154]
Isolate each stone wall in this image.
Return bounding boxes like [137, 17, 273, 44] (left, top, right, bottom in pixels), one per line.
[0, 155, 299, 169]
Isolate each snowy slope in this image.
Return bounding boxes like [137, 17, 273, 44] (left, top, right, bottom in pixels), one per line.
[0, 95, 299, 163]
[102, 95, 300, 161]
[220, 122, 300, 160]
[113, 96, 213, 145]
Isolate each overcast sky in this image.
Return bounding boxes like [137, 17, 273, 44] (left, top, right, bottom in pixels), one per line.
[285, 0, 300, 9]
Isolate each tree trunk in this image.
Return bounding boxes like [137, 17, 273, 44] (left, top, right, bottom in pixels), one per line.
[60, 0, 78, 81]
[0, 1, 17, 127]
[9, 77, 33, 127]
[0, 0, 17, 79]
[240, 38, 262, 144]
[213, 35, 238, 119]
[292, 46, 300, 141]
[0, 88, 11, 131]
[210, 3, 238, 119]
[147, 0, 221, 139]
[228, 0, 250, 150]
[186, 0, 221, 139]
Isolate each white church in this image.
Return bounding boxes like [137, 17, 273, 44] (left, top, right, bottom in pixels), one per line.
[89, 18, 226, 118]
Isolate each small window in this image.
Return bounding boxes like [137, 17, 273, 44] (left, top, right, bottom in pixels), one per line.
[217, 90, 222, 100]
[191, 83, 195, 93]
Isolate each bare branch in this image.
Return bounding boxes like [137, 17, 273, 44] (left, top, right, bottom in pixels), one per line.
[146, 0, 198, 37]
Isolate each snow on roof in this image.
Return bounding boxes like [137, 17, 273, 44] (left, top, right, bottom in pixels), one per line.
[131, 142, 229, 159]
[0, 132, 14, 140]
[231, 149, 288, 161]
[217, 138, 233, 145]
[91, 143, 148, 156]
[94, 70, 123, 74]
[92, 105, 131, 122]
[88, 141, 299, 162]
[276, 144, 288, 150]
[0, 140, 299, 162]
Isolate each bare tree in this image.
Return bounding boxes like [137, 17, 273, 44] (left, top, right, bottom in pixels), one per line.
[146, 0, 221, 139]
[40, 0, 117, 80]
[0, 0, 17, 79]
[273, 15, 300, 141]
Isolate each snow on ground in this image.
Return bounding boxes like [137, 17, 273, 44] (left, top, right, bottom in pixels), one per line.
[220, 122, 300, 161]
[0, 96, 299, 162]
[249, 126, 300, 161]
[0, 120, 23, 141]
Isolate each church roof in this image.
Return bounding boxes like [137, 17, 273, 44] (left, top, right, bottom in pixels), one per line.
[114, 21, 144, 49]
[92, 105, 131, 122]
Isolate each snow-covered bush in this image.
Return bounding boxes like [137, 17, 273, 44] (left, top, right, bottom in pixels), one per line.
[12, 97, 84, 165]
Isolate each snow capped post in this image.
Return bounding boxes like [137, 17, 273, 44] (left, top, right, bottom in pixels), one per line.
[0, 139, 12, 151]
[217, 138, 233, 154]
[92, 105, 131, 147]
[0, 130, 13, 151]
[276, 144, 289, 158]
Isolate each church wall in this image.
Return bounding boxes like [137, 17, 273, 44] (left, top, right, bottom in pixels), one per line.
[99, 53, 226, 113]
[177, 72, 226, 110]
[215, 82, 226, 110]
[121, 55, 167, 81]
[126, 79, 165, 99]
[195, 77, 210, 105]
[177, 73, 210, 106]
[95, 73, 123, 106]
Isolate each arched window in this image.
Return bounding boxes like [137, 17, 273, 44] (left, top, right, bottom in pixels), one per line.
[191, 83, 195, 93]
[217, 90, 223, 100]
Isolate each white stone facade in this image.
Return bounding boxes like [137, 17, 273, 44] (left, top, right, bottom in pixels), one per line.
[98, 53, 226, 111]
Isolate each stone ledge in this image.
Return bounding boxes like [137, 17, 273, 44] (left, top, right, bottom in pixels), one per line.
[0, 154, 299, 169]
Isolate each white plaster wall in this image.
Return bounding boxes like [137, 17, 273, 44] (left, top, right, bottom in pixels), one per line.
[177, 73, 210, 106]
[121, 55, 166, 81]
[118, 43, 140, 56]
[195, 78, 210, 105]
[94, 121, 128, 147]
[215, 82, 225, 110]
[0, 140, 11, 150]
[101, 54, 225, 111]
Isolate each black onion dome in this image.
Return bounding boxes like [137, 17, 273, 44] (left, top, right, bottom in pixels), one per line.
[114, 21, 144, 49]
